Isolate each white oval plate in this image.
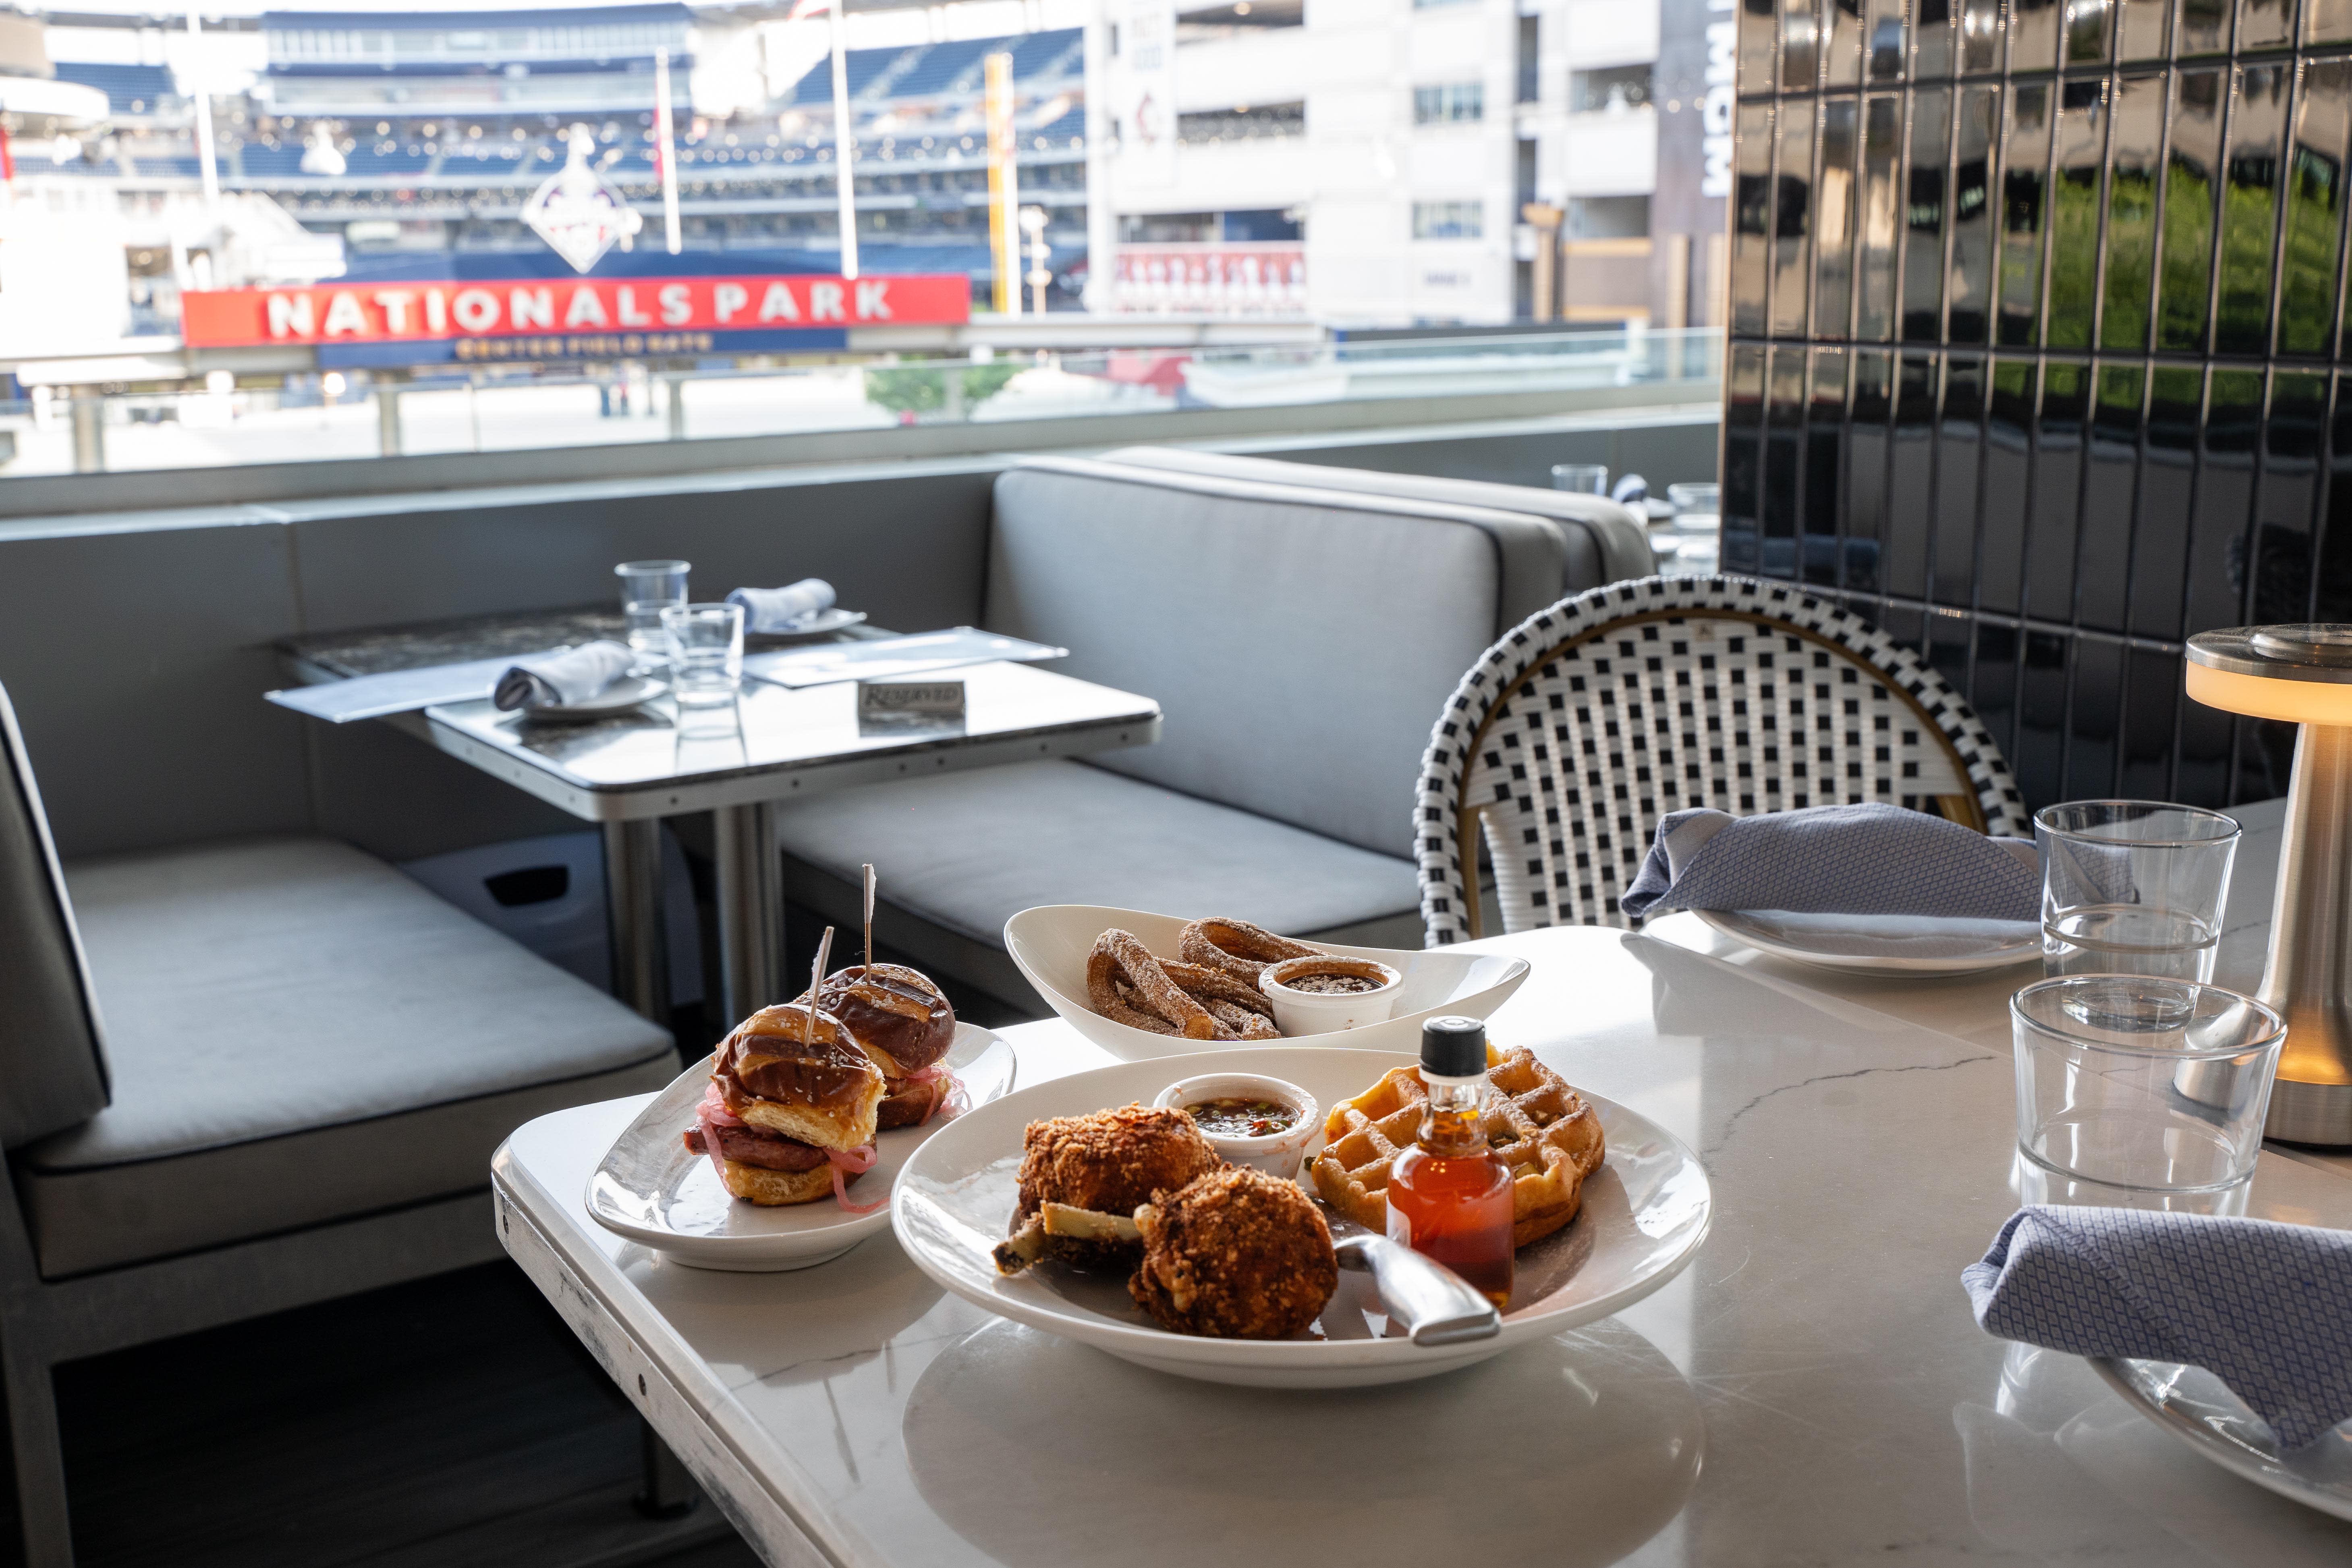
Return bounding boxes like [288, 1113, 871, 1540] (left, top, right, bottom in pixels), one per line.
[1004, 905, 1529, 1062]
[585, 1023, 1016, 1271]
[2093, 1358, 2352, 1521]
[891, 1047, 1711, 1388]
[747, 608, 868, 643]
[1695, 907, 2042, 975]
[523, 673, 668, 720]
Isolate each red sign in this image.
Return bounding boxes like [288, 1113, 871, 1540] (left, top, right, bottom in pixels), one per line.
[180, 273, 970, 348]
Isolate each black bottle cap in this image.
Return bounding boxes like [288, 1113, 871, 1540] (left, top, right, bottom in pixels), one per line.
[1420, 1015, 1487, 1078]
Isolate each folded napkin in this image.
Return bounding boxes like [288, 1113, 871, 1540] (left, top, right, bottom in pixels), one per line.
[492, 640, 635, 710]
[1963, 1205, 2352, 1449]
[727, 578, 835, 633]
[1619, 802, 2039, 920]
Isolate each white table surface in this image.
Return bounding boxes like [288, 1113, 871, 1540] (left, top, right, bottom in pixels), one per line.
[494, 836, 2352, 1566]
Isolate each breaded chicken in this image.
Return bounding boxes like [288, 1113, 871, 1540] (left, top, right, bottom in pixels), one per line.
[1129, 1166, 1338, 1339]
[1010, 1103, 1218, 1270]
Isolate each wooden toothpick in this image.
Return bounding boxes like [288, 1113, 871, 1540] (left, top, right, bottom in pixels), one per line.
[806, 925, 834, 1047]
[862, 863, 876, 973]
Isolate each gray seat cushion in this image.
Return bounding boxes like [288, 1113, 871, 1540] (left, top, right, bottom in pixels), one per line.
[985, 458, 1561, 861]
[1099, 445, 1659, 587]
[772, 760, 1420, 1002]
[19, 836, 676, 1278]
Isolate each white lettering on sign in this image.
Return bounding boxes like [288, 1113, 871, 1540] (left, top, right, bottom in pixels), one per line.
[1702, 19, 1738, 199]
[616, 286, 653, 326]
[565, 286, 607, 328]
[758, 281, 800, 321]
[510, 287, 554, 330]
[809, 281, 847, 321]
[659, 283, 692, 325]
[321, 291, 369, 336]
[855, 279, 892, 319]
[452, 288, 501, 332]
[267, 292, 314, 338]
[714, 282, 750, 322]
[374, 291, 416, 332]
[424, 290, 448, 333]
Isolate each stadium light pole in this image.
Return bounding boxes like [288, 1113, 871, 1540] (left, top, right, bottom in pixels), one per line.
[654, 45, 682, 253]
[828, 0, 858, 280]
[187, 4, 219, 214]
[1082, 0, 1114, 314]
[985, 51, 1018, 316]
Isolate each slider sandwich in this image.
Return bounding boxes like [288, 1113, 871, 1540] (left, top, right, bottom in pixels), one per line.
[814, 962, 960, 1128]
[685, 998, 886, 1208]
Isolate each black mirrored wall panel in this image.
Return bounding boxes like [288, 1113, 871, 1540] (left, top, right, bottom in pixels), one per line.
[1727, 0, 2352, 809]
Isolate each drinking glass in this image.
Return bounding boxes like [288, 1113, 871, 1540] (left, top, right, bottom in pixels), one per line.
[2035, 801, 2239, 986]
[1551, 463, 1609, 495]
[1666, 482, 1720, 532]
[661, 602, 744, 709]
[616, 559, 690, 672]
[2011, 975, 2285, 1192]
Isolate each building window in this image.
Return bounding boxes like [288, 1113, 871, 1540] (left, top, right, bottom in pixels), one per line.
[1570, 64, 1654, 114]
[1176, 102, 1306, 145]
[1413, 82, 1485, 126]
[1413, 200, 1484, 239]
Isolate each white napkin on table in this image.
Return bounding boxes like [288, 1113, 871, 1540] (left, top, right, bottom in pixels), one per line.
[727, 578, 835, 633]
[493, 641, 635, 710]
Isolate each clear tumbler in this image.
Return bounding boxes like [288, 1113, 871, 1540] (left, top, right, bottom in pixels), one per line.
[2035, 801, 2239, 985]
[616, 559, 690, 672]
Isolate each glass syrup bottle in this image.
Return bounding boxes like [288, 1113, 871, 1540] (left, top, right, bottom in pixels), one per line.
[1384, 1016, 1514, 1308]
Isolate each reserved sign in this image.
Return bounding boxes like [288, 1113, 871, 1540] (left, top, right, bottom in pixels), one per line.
[857, 680, 966, 720]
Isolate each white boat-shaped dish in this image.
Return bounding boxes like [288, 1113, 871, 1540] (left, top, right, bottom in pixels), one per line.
[1004, 905, 1528, 1061]
[1695, 908, 2041, 975]
[585, 1024, 1016, 1271]
[2092, 1357, 2352, 1521]
[892, 1047, 1711, 1388]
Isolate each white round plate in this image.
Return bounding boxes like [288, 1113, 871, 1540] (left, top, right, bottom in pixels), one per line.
[747, 608, 868, 642]
[2093, 1358, 2352, 1521]
[1003, 905, 1529, 1061]
[1694, 908, 2041, 975]
[523, 674, 668, 720]
[892, 1046, 1711, 1388]
[585, 1024, 1016, 1271]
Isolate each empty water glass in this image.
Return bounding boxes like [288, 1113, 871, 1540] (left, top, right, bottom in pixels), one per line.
[2036, 802, 2239, 986]
[1551, 463, 1609, 495]
[1666, 482, 1720, 532]
[2012, 975, 2284, 1192]
[661, 602, 744, 709]
[616, 559, 690, 672]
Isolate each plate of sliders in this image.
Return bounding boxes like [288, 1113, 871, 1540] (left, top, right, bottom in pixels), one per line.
[1003, 905, 1530, 1062]
[891, 1043, 1711, 1388]
[588, 876, 1016, 1271]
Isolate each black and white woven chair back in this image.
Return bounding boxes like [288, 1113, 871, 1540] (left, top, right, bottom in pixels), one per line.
[1416, 577, 2032, 944]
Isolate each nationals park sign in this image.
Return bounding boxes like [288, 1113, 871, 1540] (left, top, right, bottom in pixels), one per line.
[180, 273, 970, 362]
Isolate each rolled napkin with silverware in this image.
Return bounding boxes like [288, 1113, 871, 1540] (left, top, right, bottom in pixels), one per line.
[1619, 801, 2038, 920]
[492, 640, 635, 711]
[1963, 1205, 2352, 1449]
[727, 578, 835, 633]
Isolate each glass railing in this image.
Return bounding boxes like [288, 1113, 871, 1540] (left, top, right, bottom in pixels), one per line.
[0, 326, 1723, 480]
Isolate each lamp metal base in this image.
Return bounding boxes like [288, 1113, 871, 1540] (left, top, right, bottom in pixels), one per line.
[2258, 721, 2352, 1145]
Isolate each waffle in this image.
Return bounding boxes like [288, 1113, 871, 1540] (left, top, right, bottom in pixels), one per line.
[1310, 1046, 1606, 1249]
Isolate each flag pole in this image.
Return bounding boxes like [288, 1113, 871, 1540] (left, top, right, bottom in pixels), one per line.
[654, 46, 682, 255]
[829, 0, 859, 280]
[985, 51, 1018, 316]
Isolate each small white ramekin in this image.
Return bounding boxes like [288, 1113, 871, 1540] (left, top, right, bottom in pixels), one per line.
[1152, 1072, 1320, 1179]
[1257, 954, 1404, 1037]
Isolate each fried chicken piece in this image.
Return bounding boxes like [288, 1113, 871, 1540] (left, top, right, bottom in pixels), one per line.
[1010, 1103, 1219, 1271]
[1129, 1166, 1338, 1339]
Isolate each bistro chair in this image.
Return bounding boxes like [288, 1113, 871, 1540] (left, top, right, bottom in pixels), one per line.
[0, 680, 677, 1567]
[1415, 576, 2031, 943]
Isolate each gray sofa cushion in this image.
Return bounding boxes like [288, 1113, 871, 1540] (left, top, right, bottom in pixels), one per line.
[1099, 444, 1659, 587]
[984, 458, 1562, 860]
[771, 759, 1419, 956]
[19, 836, 676, 1278]
[0, 683, 110, 1149]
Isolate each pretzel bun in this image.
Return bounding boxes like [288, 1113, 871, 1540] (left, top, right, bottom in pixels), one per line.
[714, 1157, 837, 1207]
[715, 1003, 884, 1151]
[815, 963, 956, 1076]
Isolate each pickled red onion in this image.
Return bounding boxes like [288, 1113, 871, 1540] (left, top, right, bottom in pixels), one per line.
[828, 1143, 884, 1213]
[694, 1105, 732, 1185]
[696, 1082, 747, 1127]
[904, 1063, 969, 1124]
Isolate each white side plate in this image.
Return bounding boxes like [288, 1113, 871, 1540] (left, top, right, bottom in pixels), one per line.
[1695, 907, 2041, 974]
[892, 1047, 1711, 1388]
[2093, 1357, 2352, 1522]
[523, 674, 669, 720]
[585, 1024, 1016, 1271]
[1003, 905, 1529, 1061]
[747, 608, 868, 642]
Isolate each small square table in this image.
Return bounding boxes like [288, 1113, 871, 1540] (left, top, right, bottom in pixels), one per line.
[281, 609, 1160, 1023]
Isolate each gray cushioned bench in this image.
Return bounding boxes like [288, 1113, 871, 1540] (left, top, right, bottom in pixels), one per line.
[770, 456, 1567, 1006]
[0, 682, 675, 1566]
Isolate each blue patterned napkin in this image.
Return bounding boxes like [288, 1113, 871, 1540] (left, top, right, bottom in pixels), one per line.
[727, 577, 835, 633]
[493, 640, 634, 710]
[1620, 802, 2038, 920]
[1963, 1205, 2352, 1449]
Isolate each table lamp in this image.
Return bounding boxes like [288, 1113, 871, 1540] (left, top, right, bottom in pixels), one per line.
[2185, 625, 2352, 1145]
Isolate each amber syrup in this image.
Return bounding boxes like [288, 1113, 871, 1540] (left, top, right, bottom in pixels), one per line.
[1385, 1078, 1514, 1309]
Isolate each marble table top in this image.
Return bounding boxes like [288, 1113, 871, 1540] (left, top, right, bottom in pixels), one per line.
[493, 924, 2352, 1568]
